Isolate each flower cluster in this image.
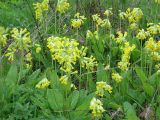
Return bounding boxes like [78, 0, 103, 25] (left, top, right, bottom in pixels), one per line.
[113, 31, 128, 44]
[71, 13, 86, 29]
[89, 97, 105, 117]
[147, 23, 160, 35]
[56, 0, 70, 14]
[0, 26, 7, 47]
[104, 8, 113, 17]
[33, 0, 49, 21]
[92, 14, 111, 30]
[47, 36, 81, 73]
[145, 37, 160, 61]
[118, 42, 136, 71]
[80, 55, 97, 71]
[59, 75, 69, 85]
[136, 29, 150, 40]
[119, 8, 143, 30]
[112, 72, 123, 83]
[96, 81, 112, 97]
[25, 52, 32, 69]
[36, 78, 50, 89]
[5, 28, 32, 63]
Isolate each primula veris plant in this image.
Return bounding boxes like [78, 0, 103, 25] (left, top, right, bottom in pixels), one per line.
[0, 0, 160, 119]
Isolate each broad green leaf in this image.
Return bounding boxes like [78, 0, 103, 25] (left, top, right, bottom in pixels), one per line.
[70, 90, 79, 109]
[47, 89, 64, 111]
[135, 67, 147, 84]
[27, 69, 41, 85]
[143, 83, 154, 97]
[123, 102, 140, 120]
[5, 64, 18, 87]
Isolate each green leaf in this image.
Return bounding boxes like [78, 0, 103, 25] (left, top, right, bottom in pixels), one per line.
[143, 83, 154, 97]
[135, 67, 147, 84]
[47, 89, 64, 111]
[5, 64, 18, 87]
[27, 69, 41, 85]
[69, 90, 79, 109]
[135, 67, 154, 96]
[123, 102, 140, 120]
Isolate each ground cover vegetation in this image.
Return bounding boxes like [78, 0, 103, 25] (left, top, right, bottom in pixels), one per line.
[0, 0, 160, 119]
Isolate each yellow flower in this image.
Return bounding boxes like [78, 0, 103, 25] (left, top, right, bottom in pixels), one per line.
[145, 37, 158, 52]
[104, 8, 113, 17]
[5, 28, 31, 62]
[59, 75, 68, 85]
[90, 97, 105, 117]
[36, 78, 50, 89]
[25, 52, 32, 69]
[129, 23, 138, 30]
[35, 44, 41, 53]
[147, 23, 160, 35]
[80, 55, 97, 71]
[112, 72, 123, 83]
[71, 13, 86, 28]
[33, 0, 49, 21]
[136, 29, 150, 40]
[56, 0, 70, 14]
[118, 42, 136, 71]
[114, 31, 128, 44]
[119, 10, 126, 20]
[92, 14, 111, 29]
[47, 36, 81, 73]
[125, 8, 143, 24]
[96, 81, 112, 97]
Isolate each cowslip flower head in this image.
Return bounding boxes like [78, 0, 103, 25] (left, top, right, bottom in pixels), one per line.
[90, 97, 105, 117]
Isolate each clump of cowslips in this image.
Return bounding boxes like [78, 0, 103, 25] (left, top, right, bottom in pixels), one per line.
[118, 42, 136, 71]
[33, 0, 49, 21]
[89, 97, 105, 117]
[96, 81, 112, 97]
[119, 8, 143, 30]
[56, 0, 70, 14]
[71, 12, 86, 29]
[47, 36, 97, 85]
[5, 28, 32, 65]
[47, 36, 81, 73]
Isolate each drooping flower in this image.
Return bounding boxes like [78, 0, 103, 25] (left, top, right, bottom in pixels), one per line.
[118, 42, 136, 71]
[96, 81, 112, 97]
[90, 97, 105, 117]
[5, 28, 31, 62]
[56, 0, 70, 14]
[33, 0, 49, 21]
[112, 72, 123, 83]
[71, 13, 86, 28]
[136, 29, 150, 40]
[36, 78, 50, 89]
